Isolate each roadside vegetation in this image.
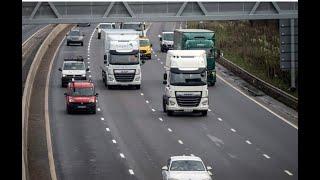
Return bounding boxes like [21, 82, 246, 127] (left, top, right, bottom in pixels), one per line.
[188, 20, 297, 97]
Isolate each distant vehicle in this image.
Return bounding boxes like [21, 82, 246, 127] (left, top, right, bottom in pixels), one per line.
[101, 29, 145, 89]
[162, 155, 213, 180]
[64, 80, 98, 114]
[77, 23, 91, 27]
[174, 29, 217, 86]
[66, 29, 85, 46]
[163, 50, 209, 116]
[58, 56, 89, 87]
[120, 22, 146, 37]
[96, 23, 116, 39]
[139, 37, 152, 60]
[158, 32, 174, 52]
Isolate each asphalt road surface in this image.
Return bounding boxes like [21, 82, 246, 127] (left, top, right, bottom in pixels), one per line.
[48, 22, 297, 180]
[22, 24, 47, 44]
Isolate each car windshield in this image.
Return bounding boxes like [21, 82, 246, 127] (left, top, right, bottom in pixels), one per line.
[163, 33, 174, 41]
[70, 87, 94, 96]
[122, 24, 141, 31]
[63, 62, 85, 70]
[170, 71, 206, 86]
[69, 31, 80, 36]
[140, 39, 150, 47]
[109, 54, 139, 65]
[170, 160, 206, 171]
[100, 24, 113, 29]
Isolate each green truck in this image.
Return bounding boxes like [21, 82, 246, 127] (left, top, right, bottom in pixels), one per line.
[174, 29, 216, 86]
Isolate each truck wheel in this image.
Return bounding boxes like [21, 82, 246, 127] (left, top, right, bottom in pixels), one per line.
[160, 47, 164, 52]
[98, 33, 101, 39]
[162, 96, 167, 112]
[67, 106, 72, 114]
[135, 85, 141, 89]
[107, 85, 113, 89]
[81, 42, 83, 46]
[67, 42, 70, 46]
[91, 108, 96, 114]
[201, 110, 208, 116]
[167, 110, 173, 116]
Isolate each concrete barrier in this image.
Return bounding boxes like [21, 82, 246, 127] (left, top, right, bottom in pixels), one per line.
[217, 56, 298, 110]
[22, 24, 71, 180]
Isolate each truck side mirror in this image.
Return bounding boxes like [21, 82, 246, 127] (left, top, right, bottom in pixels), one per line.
[163, 73, 167, 80]
[159, 37, 162, 41]
[141, 60, 145, 65]
[163, 80, 167, 85]
[150, 44, 152, 47]
[104, 54, 107, 60]
[96, 27, 98, 29]
[58, 68, 62, 71]
[104, 60, 108, 64]
[95, 93, 99, 96]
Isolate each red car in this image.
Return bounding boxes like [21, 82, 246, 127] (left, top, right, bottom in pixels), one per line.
[64, 80, 98, 114]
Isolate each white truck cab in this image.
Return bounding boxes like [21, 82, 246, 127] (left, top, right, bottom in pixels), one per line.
[96, 23, 116, 39]
[158, 31, 174, 52]
[162, 50, 209, 116]
[101, 29, 145, 89]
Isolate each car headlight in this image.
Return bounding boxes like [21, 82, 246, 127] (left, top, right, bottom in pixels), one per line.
[89, 97, 95, 103]
[69, 98, 75, 102]
[135, 69, 140, 75]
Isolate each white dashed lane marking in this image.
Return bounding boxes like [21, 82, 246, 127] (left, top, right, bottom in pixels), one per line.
[129, 169, 134, 175]
[159, 117, 163, 122]
[230, 128, 236, 132]
[246, 140, 252, 145]
[112, 140, 117, 144]
[151, 108, 156, 112]
[97, 108, 101, 111]
[146, 100, 149, 104]
[218, 118, 223, 121]
[140, 93, 144, 96]
[89, 75, 92, 78]
[284, 170, 293, 176]
[160, 62, 163, 64]
[100, 117, 104, 121]
[120, 153, 125, 159]
[168, 128, 172, 132]
[178, 140, 184, 144]
[263, 154, 270, 159]
[208, 109, 211, 112]
[106, 128, 110, 132]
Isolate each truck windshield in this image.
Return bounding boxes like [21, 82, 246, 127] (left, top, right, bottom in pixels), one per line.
[163, 33, 173, 41]
[122, 24, 142, 31]
[109, 54, 139, 65]
[170, 71, 207, 86]
[140, 39, 150, 47]
[63, 62, 85, 70]
[100, 24, 113, 29]
[70, 87, 94, 96]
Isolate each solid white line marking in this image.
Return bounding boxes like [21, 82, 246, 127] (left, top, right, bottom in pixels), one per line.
[178, 140, 184, 144]
[146, 100, 149, 104]
[230, 128, 236, 132]
[129, 169, 134, 175]
[263, 154, 270, 159]
[246, 140, 252, 145]
[112, 140, 117, 144]
[106, 128, 110, 132]
[97, 108, 101, 111]
[151, 108, 156, 112]
[218, 118, 223, 121]
[217, 74, 298, 129]
[100, 117, 104, 121]
[120, 153, 125, 159]
[159, 117, 163, 122]
[168, 128, 172, 132]
[140, 93, 144, 96]
[284, 170, 293, 176]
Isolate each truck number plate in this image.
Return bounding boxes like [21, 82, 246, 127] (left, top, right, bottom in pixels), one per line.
[184, 109, 193, 112]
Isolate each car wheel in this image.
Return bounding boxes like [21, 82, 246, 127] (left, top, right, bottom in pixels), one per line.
[162, 96, 167, 112]
[67, 42, 69, 46]
[67, 106, 72, 114]
[201, 110, 208, 116]
[167, 110, 173, 116]
[98, 33, 101, 39]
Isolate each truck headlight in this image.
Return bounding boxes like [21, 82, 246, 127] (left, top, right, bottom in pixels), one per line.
[202, 99, 208, 106]
[135, 69, 140, 75]
[89, 97, 95, 103]
[107, 69, 113, 75]
[169, 99, 175, 105]
[108, 76, 114, 81]
[62, 74, 66, 77]
[81, 74, 86, 77]
[135, 76, 140, 81]
[69, 98, 75, 102]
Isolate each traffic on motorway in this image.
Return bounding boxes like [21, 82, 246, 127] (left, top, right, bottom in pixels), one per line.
[45, 21, 297, 180]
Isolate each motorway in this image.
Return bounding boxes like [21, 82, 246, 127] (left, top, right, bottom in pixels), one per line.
[48, 22, 297, 180]
[22, 24, 47, 44]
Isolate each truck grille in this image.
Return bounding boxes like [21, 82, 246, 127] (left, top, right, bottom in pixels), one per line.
[140, 50, 146, 53]
[176, 92, 202, 107]
[114, 73, 135, 82]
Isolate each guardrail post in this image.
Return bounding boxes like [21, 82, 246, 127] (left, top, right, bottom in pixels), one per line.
[290, 18, 296, 91]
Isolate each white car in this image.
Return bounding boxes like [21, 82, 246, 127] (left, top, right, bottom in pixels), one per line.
[96, 23, 116, 39]
[162, 156, 213, 180]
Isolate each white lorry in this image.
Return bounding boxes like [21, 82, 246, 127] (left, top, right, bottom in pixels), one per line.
[162, 50, 209, 116]
[101, 29, 145, 89]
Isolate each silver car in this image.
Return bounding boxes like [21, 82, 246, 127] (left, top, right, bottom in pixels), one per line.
[162, 156, 213, 180]
[66, 29, 84, 46]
